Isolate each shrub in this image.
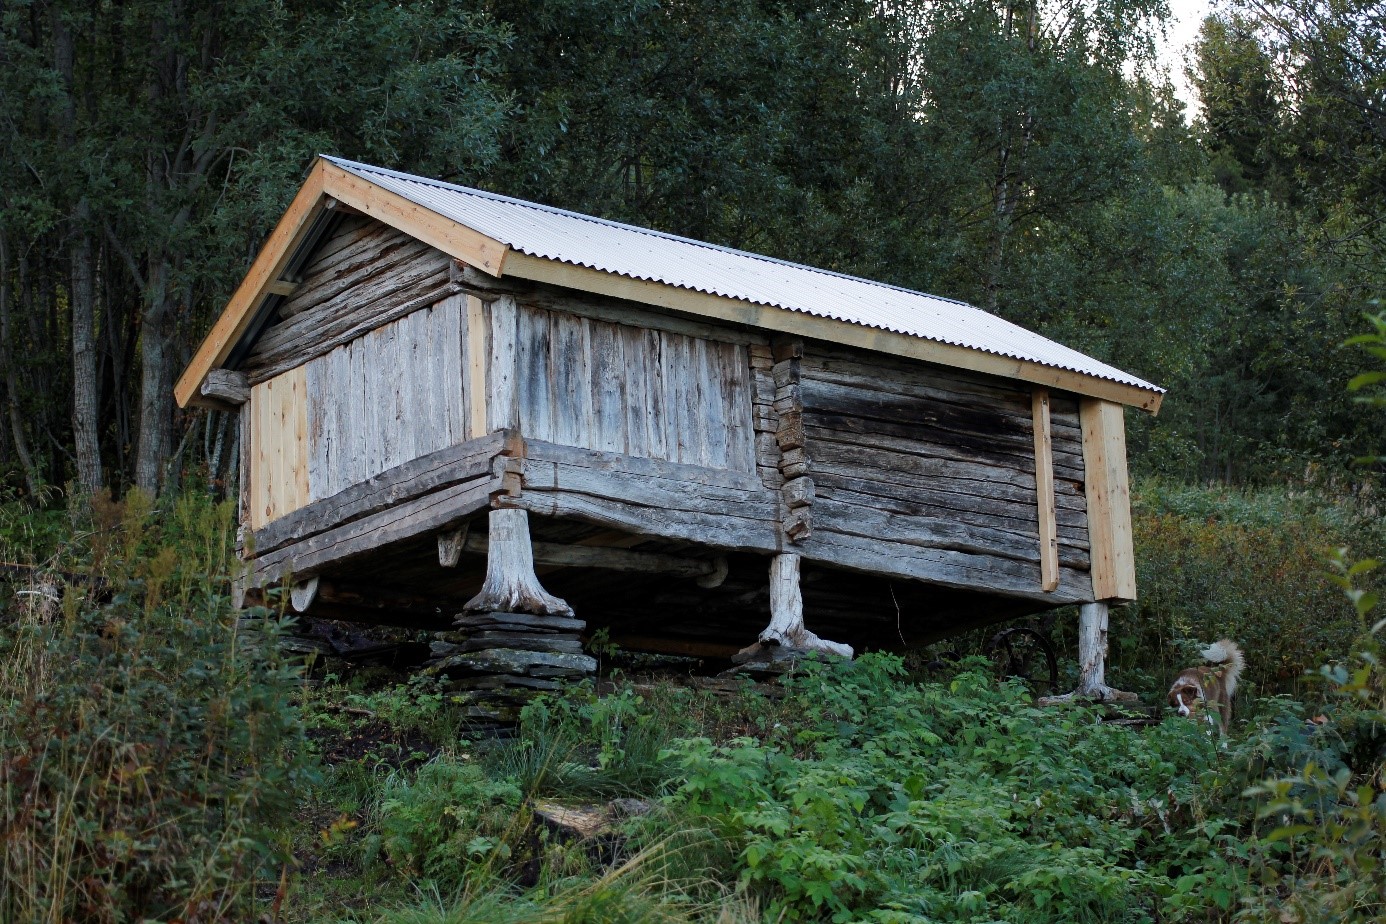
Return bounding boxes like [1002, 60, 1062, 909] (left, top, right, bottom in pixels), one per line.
[0, 490, 314, 923]
[1127, 479, 1383, 693]
[372, 756, 525, 895]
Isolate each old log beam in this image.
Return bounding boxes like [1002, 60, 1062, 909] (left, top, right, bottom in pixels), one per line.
[456, 532, 725, 580]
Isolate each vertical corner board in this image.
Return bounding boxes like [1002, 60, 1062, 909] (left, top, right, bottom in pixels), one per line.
[1080, 398, 1136, 602]
[1031, 387, 1059, 593]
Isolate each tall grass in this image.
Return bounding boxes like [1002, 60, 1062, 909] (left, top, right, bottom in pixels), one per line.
[0, 490, 314, 923]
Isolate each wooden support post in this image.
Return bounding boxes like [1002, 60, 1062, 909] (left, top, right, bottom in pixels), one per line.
[1038, 601, 1136, 704]
[1031, 387, 1058, 592]
[463, 508, 574, 617]
[438, 525, 469, 567]
[291, 575, 320, 613]
[1077, 601, 1108, 695]
[735, 553, 852, 662]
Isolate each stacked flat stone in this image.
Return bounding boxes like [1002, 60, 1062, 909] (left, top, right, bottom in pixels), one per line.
[427, 611, 597, 724]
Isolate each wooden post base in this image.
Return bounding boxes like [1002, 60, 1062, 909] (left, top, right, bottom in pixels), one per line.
[463, 508, 573, 617]
[1043, 601, 1137, 703]
[734, 553, 852, 663]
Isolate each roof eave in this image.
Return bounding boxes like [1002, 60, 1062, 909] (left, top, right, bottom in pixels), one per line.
[177, 157, 1164, 415]
[503, 251, 1165, 414]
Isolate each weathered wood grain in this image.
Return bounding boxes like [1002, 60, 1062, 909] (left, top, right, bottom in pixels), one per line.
[509, 305, 755, 474]
[293, 298, 469, 503]
[244, 221, 458, 383]
[509, 439, 781, 552]
[248, 431, 506, 556]
[248, 475, 497, 587]
[202, 369, 249, 406]
[798, 526, 1090, 605]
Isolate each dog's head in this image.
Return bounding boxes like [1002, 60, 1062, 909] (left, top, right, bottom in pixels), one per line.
[1168, 681, 1203, 717]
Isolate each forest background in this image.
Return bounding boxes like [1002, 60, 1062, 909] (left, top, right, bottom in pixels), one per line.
[2, 0, 1383, 501]
[5, 2, 1386, 922]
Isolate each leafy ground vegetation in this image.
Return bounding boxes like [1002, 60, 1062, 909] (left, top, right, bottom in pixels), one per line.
[2, 483, 1384, 923]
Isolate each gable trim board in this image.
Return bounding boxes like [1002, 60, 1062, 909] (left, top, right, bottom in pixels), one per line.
[176, 156, 1164, 413]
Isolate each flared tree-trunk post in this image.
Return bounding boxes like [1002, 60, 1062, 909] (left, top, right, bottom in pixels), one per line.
[1076, 601, 1109, 695]
[736, 553, 852, 662]
[463, 508, 573, 617]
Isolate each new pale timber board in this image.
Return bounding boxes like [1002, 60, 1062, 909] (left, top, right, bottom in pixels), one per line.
[249, 367, 309, 529]
[1080, 399, 1137, 601]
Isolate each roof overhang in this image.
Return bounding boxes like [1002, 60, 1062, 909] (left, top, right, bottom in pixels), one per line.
[176, 156, 1163, 414]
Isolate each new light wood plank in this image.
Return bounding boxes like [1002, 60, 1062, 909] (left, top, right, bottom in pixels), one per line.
[321, 160, 507, 276]
[1032, 387, 1059, 592]
[1081, 398, 1136, 601]
[176, 161, 328, 408]
[465, 295, 490, 439]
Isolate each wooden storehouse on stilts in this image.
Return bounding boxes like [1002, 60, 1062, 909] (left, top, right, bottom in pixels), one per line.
[176, 156, 1164, 711]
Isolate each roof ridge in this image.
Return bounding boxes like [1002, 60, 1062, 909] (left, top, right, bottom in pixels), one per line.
[322, 155, 981, 312]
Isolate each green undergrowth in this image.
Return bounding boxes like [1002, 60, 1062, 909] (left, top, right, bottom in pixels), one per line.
[282, 643, 1385, 924]
[3, 483, 1384, 923]
[0, 489, 314, 923]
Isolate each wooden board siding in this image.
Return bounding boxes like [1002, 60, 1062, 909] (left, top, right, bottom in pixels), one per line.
[301, 295, 469, 502]
[248, 367, 309, 528]
[509, 304, 756, 474]
[797, 345, 1093, 602]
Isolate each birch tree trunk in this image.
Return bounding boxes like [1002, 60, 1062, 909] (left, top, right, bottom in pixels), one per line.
[53, 13, 103, 494]
[70, 216, 103, 494]
[133, 259, 175, 493]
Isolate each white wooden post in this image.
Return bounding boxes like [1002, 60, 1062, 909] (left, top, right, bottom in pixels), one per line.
[462, 508, 574, 617]
[1076, 601, 1109, 695]
[736, 553, 852, 661]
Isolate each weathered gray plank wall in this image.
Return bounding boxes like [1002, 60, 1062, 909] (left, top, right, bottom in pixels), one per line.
[243, 217, 469, 520]
[794, 345, 1093, 602]
[303, 297, 469, 500]
[511, 304, 756, 474]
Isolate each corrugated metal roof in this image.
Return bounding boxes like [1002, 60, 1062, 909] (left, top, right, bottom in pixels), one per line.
[324, 156, 1162, 395]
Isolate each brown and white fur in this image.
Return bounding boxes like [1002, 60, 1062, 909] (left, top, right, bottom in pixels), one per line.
[1168, 640, 1244, 735]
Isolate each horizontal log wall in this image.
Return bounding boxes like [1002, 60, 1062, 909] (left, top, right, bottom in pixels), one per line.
[243, 217, 458, 384]
[798, 345, 1093, 603]
[508, 440, 780, 553]
[510, 304, 756, 474]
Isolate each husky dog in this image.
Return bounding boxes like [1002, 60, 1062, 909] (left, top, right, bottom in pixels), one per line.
[1167, 640, 1244, 735]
